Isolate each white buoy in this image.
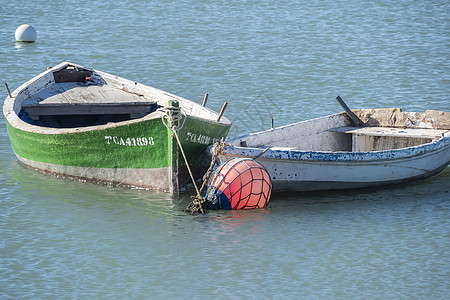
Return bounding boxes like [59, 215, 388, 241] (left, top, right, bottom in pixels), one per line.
[15, 24, 37, 43]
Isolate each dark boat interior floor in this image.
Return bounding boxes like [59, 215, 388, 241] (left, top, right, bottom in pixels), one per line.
[19, 103, 161, 128]
[22, 113, 134, 128]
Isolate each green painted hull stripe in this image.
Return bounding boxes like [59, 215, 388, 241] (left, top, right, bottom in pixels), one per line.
[6, 117, 230, 169]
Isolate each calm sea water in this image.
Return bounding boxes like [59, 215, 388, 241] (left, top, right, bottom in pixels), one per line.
[1, 0, 449, 299]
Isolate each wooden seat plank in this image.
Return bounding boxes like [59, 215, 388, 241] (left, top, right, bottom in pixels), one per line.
[21, 82, 157, 120]
[330, 126, 448, 139]
[23, 83, 152, 106]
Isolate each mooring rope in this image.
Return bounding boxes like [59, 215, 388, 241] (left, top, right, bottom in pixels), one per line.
[161, 106, 186, 132]
[162, 103, 228, 214]
[199, 138, 227, 194]
[163, 108, 202, 194]
[185, 138, 227, 214]
[171, 125, 201, 197]
[172, 126, 205, 214]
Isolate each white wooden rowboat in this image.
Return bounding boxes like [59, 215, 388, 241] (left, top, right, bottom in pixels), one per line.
[214, 104, 450, 192]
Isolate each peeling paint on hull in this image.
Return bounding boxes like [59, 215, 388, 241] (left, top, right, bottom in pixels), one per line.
[270, 163, 449, 192]
[219, 144, 450, 192]
[16, 155, 174, 191]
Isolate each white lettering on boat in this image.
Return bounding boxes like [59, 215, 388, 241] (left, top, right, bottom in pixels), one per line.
[186, 132, 211, 145]
[104, 136, 155, 146]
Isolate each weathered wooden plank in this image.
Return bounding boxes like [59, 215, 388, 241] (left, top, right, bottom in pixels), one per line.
[57, 83, 105, 104]
[330, 126, 449, 139]
[22, 83, 152, 106]
[352, 135, 432, 152]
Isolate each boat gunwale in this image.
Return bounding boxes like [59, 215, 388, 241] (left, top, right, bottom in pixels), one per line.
[220, 135, 450, 163]
[220, 137, 450, 162]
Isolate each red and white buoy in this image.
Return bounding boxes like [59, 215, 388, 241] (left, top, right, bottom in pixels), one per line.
[205, 158, 272, 209]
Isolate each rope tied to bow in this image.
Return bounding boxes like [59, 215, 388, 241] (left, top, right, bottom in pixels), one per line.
[162, 100, 228, 214]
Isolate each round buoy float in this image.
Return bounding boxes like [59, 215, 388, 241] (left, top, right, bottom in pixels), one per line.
[205, 158, 272, 210]
[15, 24, 37, 43]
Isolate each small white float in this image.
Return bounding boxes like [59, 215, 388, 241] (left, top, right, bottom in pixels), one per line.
[15, 24, 37, 42]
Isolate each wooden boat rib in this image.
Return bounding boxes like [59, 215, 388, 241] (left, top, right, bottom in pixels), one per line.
[215, 108, 450, 192]
[4, 62, 231, 193]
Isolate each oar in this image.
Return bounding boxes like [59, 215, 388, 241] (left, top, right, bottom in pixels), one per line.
[336, 95, 364, 126]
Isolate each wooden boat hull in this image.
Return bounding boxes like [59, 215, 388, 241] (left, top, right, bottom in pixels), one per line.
[217, 139, 450, 192]
[6, 114, 228, 192]
[215, 110, 450, 192]
[4, 62, 231, 193]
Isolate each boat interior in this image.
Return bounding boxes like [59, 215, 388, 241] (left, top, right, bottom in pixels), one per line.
[18, 65, 162, 128]
[233, 109, 450, 152]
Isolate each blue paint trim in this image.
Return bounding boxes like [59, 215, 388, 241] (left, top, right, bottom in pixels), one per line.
[221, 137, 450, 162]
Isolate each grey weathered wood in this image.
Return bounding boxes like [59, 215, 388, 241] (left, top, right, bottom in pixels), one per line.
[202, 93, 208, 107]
[21, 81, 158, 120]
[22, 83, 152, 106]
[217, 102, 228, 122]
[330, 126, 449, 139]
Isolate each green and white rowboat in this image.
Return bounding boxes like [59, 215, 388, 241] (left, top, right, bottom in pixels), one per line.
[3, 62, 231, 193]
